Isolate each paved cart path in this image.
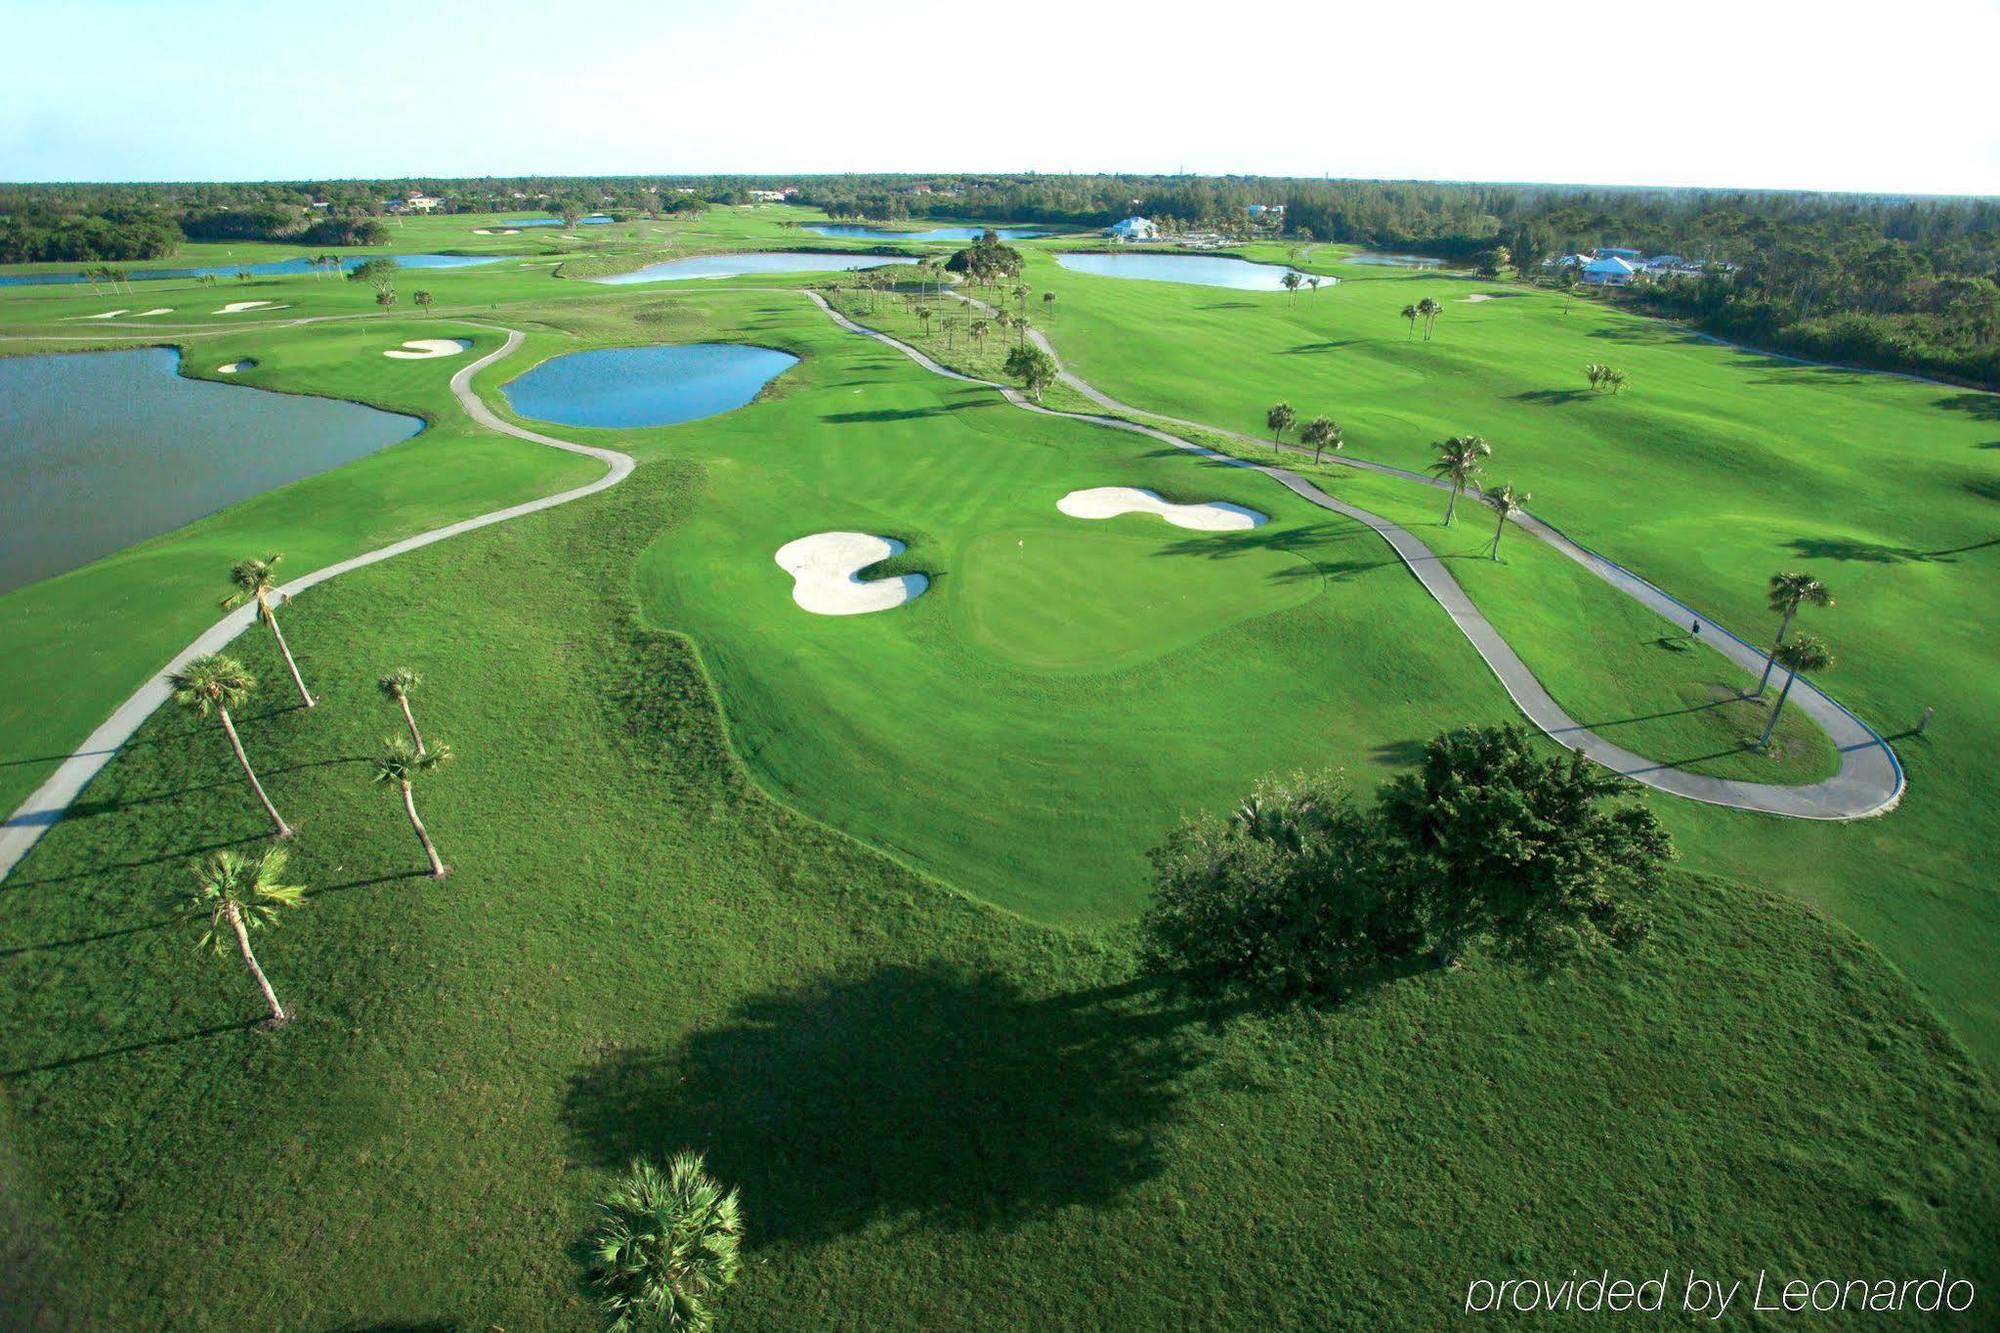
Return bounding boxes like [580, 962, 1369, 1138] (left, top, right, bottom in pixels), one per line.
[813, 291, 1904, 820]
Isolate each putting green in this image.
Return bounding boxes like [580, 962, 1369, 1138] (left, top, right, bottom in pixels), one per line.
[954, 524, 1318, 672]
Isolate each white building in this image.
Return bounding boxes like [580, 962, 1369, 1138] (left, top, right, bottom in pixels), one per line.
[1107, 215, 1159, 241]
[1581, 255, 1638, 286]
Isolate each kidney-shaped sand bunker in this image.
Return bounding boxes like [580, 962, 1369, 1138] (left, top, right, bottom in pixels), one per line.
[775, 532, 929, 616]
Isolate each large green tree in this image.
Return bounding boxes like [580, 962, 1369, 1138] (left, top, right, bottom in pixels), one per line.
[1003, 344, 1058, 402]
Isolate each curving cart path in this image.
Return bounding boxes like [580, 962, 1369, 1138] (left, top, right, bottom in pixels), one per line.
[810, 291, 1904, 821]
[0, 330, 634, 883]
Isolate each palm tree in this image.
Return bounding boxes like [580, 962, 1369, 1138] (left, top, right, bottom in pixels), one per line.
[1428, 435, 1491, 525]
[1042, 290, 1056, 321]
[414, 289, 434, 312]
[588, 1153, 743, 1333]
[78, 269, 100, 296]
[1014, 283, 1030, 315]
[1401, 303, 1420, 340]
[374, 736, 454, 878]
[1757, 573, 1834, 695]
[1559, 266, 1580, 312]
[378, 667, 427, 752]
[1282, 270, 1303, 301]
[167, 655, 291, 838]
[1301, 415, 1342, 463]
[1265, 401, 1296, 452]
[185, 847, 307, 1029]
[1418, 297, 1443, 341]
[376, 284, 397, 307]
[221, 554, 314, 708]
[916, 306, 933, 340]
[941, 314, 960, 350]
[1307, 275, 1322, 295]
[1759, 634, 1833, 747]
[1605, 368, 1629, 394]
[969, 319, 988, 356]
[1585, 363, 1607, 390]
[1482, 482, 1529, 559]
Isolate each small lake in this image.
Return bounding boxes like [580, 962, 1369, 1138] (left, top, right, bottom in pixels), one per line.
[501, 344, 798, 429]
[504, 215, 615, 227]
[0, 254, 505, 287]
[0, 349, 421, 594]
[1053, 253, 1320, 291]
[1344, 253, 1443, 268]
[807, 224, 1049, 242]
[589, 252, 918, 285]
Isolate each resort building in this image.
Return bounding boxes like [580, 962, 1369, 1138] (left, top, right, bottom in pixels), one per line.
[1581, 255, 1639, 285]
[1107, 215, 1160, 241]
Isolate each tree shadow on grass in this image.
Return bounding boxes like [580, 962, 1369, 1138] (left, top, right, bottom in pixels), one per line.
[1935, 393, 2000, 422]
[1510, 388, 1593, 406]
[819, 404, 963, 424]
[1787, 534, 1999, 563]
[2, 1019, 257, 1079]
[560, 963, 1203, 1249]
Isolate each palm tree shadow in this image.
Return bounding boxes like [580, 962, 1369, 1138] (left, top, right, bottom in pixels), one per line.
[1510, 388, 1592, 405]
[560, 962, 1205, 1249]
[1, 1019, 256, 1078]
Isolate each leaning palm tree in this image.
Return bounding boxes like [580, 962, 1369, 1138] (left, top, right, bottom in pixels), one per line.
[186, 847, 307, 1028]
[1482, 482, 1530, 559]
[1301, 415, 1342, 464]
[374, 736, 454, 878]
[221, 554, 314, 708]
[1418, 296, 1443, 341]
[378, 667, 427, 752]
[167, 655, 291, 838]
[1265, 401, 1297, 452]
[1429, 435, 1491, 525]
[1759, 633, 1833, 747]
[588, 1153, 743, 1333]
[1757, 572, 1834, 695]
[1401, 303, 1420, 340]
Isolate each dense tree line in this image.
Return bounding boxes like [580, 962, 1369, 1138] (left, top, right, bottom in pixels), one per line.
[0, 205, 180, 263]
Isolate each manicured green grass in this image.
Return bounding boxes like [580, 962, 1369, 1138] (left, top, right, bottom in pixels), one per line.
[1, 355, 1991, 1324]
[1024, 248, 2000, 1065]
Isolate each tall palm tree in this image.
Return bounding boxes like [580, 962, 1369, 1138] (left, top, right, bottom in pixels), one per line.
[1265, 402, 1296, 452]
[1428, 435, 1490, 525]
[221, 554, 314, 708]
[1482, 482, 1529, 559]
[1418, 297, 1443, 341]
[1757, 572, 1834, 695]
[378, 667, 427, 752]
[916, 305, 934, 339]
[1401, 303, 1420, 340]
[1281, 271, 1303, 301]
[186, 847, 306, 1028]
[1759, 634, 1833, 747]
[374, 736, 455, 878]
[1042, 290, 1056, 321]
[588, 1153, 742, 1333]
[969, 319, 988, 356]
[168, 655, 291, 838]
[1301, 415, 1342, 463]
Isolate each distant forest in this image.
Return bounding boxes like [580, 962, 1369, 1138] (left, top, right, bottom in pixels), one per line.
[3, 173, 1996, 387]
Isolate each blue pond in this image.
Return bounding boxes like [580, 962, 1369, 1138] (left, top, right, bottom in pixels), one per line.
[501, 344, 798, 429]
[590, 252, 917, 285]
[1053, 252, 1322, 291]
[503, 215, 615, 227]
[0, 253, 505, 287]
[0, 349, 421, 593]
[807, 224, 1049, 242]
[1344, 252, 1443, 268]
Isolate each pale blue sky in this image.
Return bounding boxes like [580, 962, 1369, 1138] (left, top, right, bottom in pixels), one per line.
[3, 0, 1997, 195]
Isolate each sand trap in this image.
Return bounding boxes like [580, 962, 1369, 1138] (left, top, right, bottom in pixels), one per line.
[1458, 293, 1495, 303]
[1057, 487, 1265, 531]
[83, 309, 130, 319]
[471, 227, 522, 235]
[383, 338, 471, 360]
[215, 300, 284, 313]
[217, 359, 256, 374]
[133, 307, 173, 316]
[775, 532, 928, 616]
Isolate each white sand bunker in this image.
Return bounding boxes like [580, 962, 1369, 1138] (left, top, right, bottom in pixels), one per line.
[471, 227, 521, 235]
[1057, 487, 1265, 531]
[217, 359, 256, 374]
[383, 338, 471, 360]
[775, 532, 929, 616]
[83, 309, 130, 319]
[134, 307, 173, 316]
[215, 300, 285, 314]
[1458, 293, 1495, 303]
